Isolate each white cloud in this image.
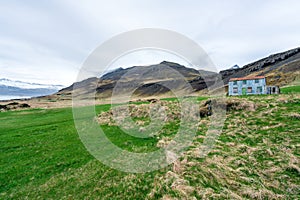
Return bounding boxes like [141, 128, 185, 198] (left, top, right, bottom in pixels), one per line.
[0, 0, 300, 85]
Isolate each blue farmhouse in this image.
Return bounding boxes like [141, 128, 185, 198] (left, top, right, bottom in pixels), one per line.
[228, 76, 266, 96]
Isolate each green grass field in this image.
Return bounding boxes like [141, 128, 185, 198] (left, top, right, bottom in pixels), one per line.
[1, 94, 299, 199]
[281, 85, 300, 94]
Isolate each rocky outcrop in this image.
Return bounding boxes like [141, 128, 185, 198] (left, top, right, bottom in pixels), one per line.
[0, 102, 30, 111]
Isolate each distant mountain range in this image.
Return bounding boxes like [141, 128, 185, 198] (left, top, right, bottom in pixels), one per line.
[3, 47, 300, 101]
[0, 78, 64, 99]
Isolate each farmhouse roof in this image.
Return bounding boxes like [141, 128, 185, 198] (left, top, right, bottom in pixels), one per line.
[229, 76, 265, 81]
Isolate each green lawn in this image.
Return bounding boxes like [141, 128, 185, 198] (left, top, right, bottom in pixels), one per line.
[0, 95, 299, 199]
[0, 108, 91, 195]
[0, 105, 169, 199]
[281, 85, 300, 94]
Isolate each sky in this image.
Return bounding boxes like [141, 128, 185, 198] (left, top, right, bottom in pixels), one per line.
[0, 0, 300, 86]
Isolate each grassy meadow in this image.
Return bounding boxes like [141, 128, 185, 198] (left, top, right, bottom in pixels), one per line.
[0, 91, 299, 199]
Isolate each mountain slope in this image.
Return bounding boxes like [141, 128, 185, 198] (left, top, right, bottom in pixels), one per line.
[220, 47, 300, 85]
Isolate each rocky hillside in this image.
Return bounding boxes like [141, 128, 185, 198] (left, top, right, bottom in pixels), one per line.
[220, 47, 300, 85]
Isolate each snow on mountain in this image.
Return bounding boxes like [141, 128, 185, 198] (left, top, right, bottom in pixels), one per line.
[0, 78, 66, 100]
[0, 78, 65, 90]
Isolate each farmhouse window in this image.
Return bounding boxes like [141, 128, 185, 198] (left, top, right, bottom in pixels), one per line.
[255, 79, 259, 83]
[233, 81, 237, 85]
[233, 87, 238, 93]
[243, 80, 247, 84]
[247, 87, 252, 93]
[257, 86, 262, 94]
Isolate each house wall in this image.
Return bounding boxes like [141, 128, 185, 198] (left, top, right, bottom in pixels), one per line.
[267, 86, 280, 94]
[228, 78, 266, 96]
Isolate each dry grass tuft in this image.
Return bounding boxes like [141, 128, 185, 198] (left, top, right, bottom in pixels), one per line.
[242, 188, 285, 200]
[289, 112, 300, 120]
[226, 98, 257, 112]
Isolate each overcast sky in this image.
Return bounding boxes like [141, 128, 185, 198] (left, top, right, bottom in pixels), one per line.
[1, 0, 300, 86]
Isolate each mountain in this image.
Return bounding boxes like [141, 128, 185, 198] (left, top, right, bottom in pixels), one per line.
[0, 78, 64, 100]
[55, 61, 218, 100]
[52, 47, 300, 101]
